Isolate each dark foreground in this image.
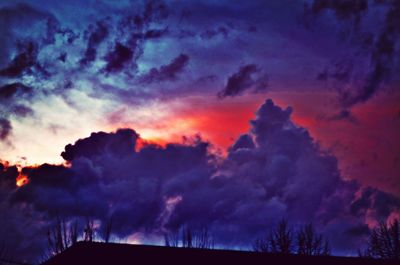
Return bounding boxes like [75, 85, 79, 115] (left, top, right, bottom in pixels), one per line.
[42, 242, 398, 265]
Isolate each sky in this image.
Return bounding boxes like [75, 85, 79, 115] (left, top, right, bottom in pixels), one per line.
[0, 0, 399, 261]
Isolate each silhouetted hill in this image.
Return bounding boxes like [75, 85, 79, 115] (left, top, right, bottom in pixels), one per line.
[41, 242, 398, 265]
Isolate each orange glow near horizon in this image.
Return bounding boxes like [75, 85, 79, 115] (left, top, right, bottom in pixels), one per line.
[5, 90, 399, 195]
[107, 95, 265, 151]
[16, 172, 29, 187]
[121, 92, 332, 151]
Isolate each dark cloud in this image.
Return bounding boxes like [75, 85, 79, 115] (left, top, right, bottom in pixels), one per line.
[11, 105, 33, 117]
[0, 82, 34, 140]
[143, 28, 169, 39]
[309, 0, 400, 107]
[0, 83, 32, 100]
[0, 163, 18, 185]
[80, 20, 110, 66]
[340, 31, 396, 107]
[0, 41, 38, 77]
[140, 54, 190, 83]
[317, 58, 354, 85]
[229, 134, 255, 152]
[0, 3, 55, 68]
[58, 52, 67, 63]
[321, 109, 358, 123]
[218, 64, 268, 98]
[306, 0, 368, 24]
[143, 0, 169, 23]
[350, 187, 400, 221]
[103, 43, 134, 74]
[195, 75, 218, 84]
[61, 129, 139, 162]
[0, 118, 12, 140]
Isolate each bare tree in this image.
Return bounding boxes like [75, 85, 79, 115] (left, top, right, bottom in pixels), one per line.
[83, 219, 95, 242]
[253, 219, 294, 254]
[253, 220, 330, 256]
[361, 219, 399, 260]
[101, 218, 113, 243]
[252, 236, 269, 253]
[47, 218, 78, 255]
[192, 228, 214, 249]
[296, 223, 330, 256]
[269, 219, 294, 254]
[181, 226, 193, 248]
[164, 226, 214, 249]
[164, 230, 180, 247]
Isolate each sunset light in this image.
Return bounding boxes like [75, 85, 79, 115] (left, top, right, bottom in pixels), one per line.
[0, 0, 399, 263]
[16, 172, 29, 187]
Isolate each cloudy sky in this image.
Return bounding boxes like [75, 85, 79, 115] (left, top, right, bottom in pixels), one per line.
[0, 0, 399, 261]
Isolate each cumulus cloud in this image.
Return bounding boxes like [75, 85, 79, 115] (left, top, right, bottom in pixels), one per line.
[61, 129, 140, 162]
[1, 99, 398, 259]
[218, 64, 268, 98]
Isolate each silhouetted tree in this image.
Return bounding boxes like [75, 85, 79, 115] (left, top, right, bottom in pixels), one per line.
[181, 226, 193, 248]
[252, 236, 269, 253]
[269, 219, 294, 254]
[360, 219, 399, 260]
[164, 230, 180, 247]
[296, 223, 330, 256]
[83, 219, 95, 242]
[164, 226, 214, 249]
[192, 228, 214, 249]
[47, 218, 78, 255]
[101, 218, 113, 243]
[253, 220, 330, 256]
[253, 219, 294, 254]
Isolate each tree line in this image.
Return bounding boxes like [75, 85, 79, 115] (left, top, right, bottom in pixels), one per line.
[252, 219, 330, 256]
[41, 217, 399, 261]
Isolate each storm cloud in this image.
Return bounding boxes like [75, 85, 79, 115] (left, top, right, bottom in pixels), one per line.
[1, 99, 398, 260]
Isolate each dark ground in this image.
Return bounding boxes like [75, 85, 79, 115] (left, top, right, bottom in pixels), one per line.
[41, 242, 399, 265]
